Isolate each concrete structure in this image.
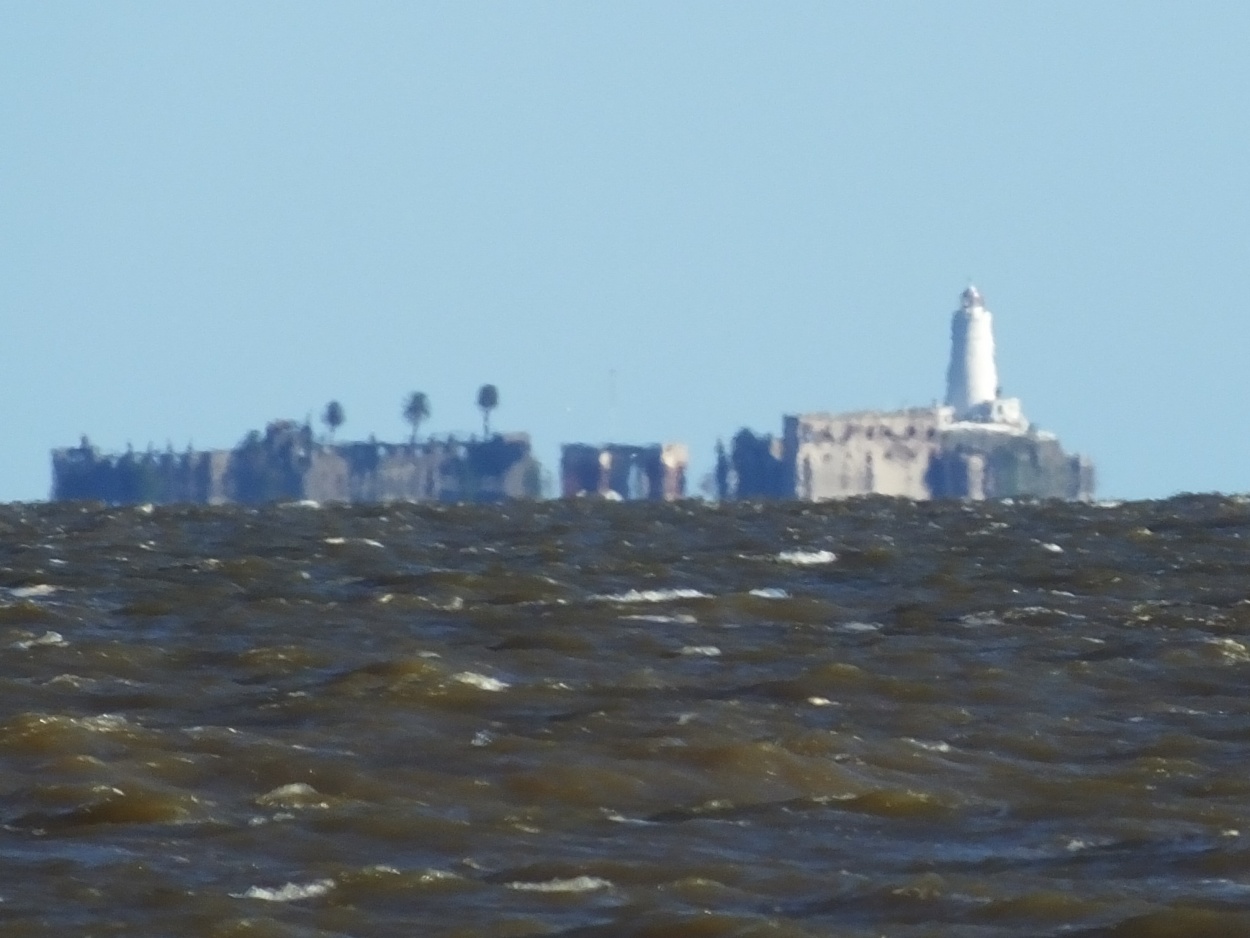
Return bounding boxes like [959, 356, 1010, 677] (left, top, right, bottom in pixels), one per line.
[719, 286, 1094, 501]
[52, 421, 543, 505]
[561, 443, 688, 500]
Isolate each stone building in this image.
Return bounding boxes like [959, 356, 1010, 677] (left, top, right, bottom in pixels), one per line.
[720, 286, 1094, 501]
[52, 421, 543, 505]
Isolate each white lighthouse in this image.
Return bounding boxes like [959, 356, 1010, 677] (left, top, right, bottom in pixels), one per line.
[943, 285, 1027, 429]
[945, 285, 998, 415]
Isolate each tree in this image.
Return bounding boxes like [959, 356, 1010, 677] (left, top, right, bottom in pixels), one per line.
[322, 400, 344, 442]
[477, 384, 499, 437]
[403, 392, 430, 445]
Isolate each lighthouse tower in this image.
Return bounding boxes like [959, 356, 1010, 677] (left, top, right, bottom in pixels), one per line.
[945, 285, 999, 417]
[942, 285, 1027, 430]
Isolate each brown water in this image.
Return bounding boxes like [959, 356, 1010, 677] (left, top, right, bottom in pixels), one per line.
[4, 496, 1250, 936]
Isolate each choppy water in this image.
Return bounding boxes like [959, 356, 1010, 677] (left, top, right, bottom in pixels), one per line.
[5, 496, 1250, 936]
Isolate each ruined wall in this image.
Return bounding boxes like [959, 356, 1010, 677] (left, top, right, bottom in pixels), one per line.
[789, 408, 948, 500]
[302, 436, 539, 503]
[53, 425, 543, 506]
[561, 443, 688, 500]
[53, 446, 217, 504]
[933, 428, 1094, 500]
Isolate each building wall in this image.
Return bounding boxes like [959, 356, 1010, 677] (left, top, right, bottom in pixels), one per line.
[52, 427, 542, 506]
[789, 408, 950, 500]
[937, 427, 1094, 500]
[560, 443, 688, 500]
[724, 407, 1094, 502]
[52, 447, 218, 504]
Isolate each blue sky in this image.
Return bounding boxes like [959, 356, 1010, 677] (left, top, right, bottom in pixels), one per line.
[4, 3, 1247, 501]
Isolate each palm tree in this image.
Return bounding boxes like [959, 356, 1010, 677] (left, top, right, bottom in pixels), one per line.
[403, 392, 430, 445]
[321, 400, 344, 442]
[476, 384, 499, 437]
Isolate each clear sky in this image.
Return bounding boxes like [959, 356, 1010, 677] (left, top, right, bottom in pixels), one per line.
[4, 3, 1248, 502]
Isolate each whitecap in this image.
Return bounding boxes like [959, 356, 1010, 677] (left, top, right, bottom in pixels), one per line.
[1207, 637, 1250, 663]
[679, 646, 721, 657]
[777, 550, 837, 566]
[1061, 835, 1114, 853]
[47, 673, 93, 688]
[452, 672, 510, 692]
[749, 588, 789, 599]
[416, 868, 462, 884]
[603, 810, 655, 825]
[13, 630, 67, 650]
[506, 876, 611, 893]
[1039, 542, 1064, 554]
[594, 588, 709, 603]
[323, 537, 384, 548]
[233, 879, 335, 902]
[77, 714, 131, 732]
[838, 621, 881, 633]
[905, 738, 952, 753]
[621, 613, 699, 624]
[959, 612, 1003, 628]
[255, 783, 329, 809]
[10, 585, 58, 599]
